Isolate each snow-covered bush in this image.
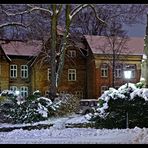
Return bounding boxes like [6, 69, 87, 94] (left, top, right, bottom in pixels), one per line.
[0, 90, 79, 123]
[0, 92, 59, 124]
[87, 83, 148, 129]
[53, 93, 80, 116]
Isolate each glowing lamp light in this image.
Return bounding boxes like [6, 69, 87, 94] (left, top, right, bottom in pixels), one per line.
[124, 70, 132, 79]
[15, 90, 20, 96]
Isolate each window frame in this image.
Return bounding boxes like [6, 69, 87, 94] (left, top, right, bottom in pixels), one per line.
[20, 86, 28, 97]
[124, 64, 136, 79]
[101, 86, 108, 94]
[67, 50, 76, 58]
[101, 64, 108, 77]
[10, 86, 17, 92]
[75, 91, 83, 99]
[21, 65, 28, 79]
[10, 64, 17, 78]
[115, 64, 122, 78]
[68, 69, 76, 81]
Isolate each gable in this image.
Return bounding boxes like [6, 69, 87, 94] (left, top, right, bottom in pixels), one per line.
[0, 45, 11, 62]
[1, 40, 42, 57]
[84, 35, 144, 56]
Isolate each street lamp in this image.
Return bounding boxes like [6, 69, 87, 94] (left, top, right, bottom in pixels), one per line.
[124, 70, 132, 88]
[15, 90, 20, 96]
[123, 68, 132, 128]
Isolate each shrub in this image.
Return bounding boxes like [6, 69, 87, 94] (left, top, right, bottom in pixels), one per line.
[87, 83, 148, 129]
[53, 94, 80, 116]
[0, 91, 57, 124]
[0, 90, 79, 124]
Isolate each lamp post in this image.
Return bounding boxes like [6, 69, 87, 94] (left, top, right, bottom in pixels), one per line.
[123, 69, 132, 128]
[124, 70, 132, 88]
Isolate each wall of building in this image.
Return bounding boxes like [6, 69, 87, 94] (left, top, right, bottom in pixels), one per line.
[94, 55, 142, 98]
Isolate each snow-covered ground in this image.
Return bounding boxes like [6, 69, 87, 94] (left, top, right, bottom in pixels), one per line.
[0, 114, 148, 144]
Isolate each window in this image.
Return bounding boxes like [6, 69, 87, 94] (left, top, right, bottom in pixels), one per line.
[45, 90, 49, 97]
[21, 65, 28, 78]
[47, 68, 51, 81]
[10, 86, 17, 92]
[101, 86, 108, 94]
[68, 69, 76, 81]
[59, 91, 67, 95]
[124, 64, 136, 78]
[115, 64, 122, 78]
[10, 65, 17, 78]
[101, 64, 108, 77]
[20, 86, 28, 97]
[130, 65, 136, 78]
[67, 50, 76, 57]
[75, 91, 83, 99]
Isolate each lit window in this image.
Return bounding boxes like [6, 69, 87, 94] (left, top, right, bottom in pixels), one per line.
[68, 69, 76, 81]
[20, 86, 28, 97]
[75, 91, 83, 99]
[10, 65, 17, 78]
[47, 68, 51, 81]
[21, 65, 28, 78]
[124, 64, 136, 78]
[101, 64, 108, 77]
[67, 50, 76, 58]
[101, 86, 108, 94]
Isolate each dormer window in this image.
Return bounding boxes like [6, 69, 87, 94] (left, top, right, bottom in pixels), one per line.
[67, 50, 76, 58]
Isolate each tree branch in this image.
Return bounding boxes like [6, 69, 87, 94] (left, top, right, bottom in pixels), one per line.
[56, 4, 63, 17]
[0, 22, 27, 29]
[70, 4, 88, 18]
[88, 4, 107, 26]
[2, 4, 53, 16]
[70, 4, 107, 26]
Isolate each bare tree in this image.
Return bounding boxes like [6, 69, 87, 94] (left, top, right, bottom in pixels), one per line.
[71, 4, 148, 36]
[1, 4, 147, 97]
[0, 4, 105, 99]
[98, 20, 129, 87]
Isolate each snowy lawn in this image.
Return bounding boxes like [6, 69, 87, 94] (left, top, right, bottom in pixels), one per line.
[0, 114, 148, 144]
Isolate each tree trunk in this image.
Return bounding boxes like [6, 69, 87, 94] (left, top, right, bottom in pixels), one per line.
[112, 49, 115, 88]
[56, 5, 71, 87]
[145, 59, 148, 88]
[144, 15, 148, 88]
[50, 4, 57, 100]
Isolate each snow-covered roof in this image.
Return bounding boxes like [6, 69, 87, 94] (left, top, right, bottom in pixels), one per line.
[85, 35, 144, 56]
[1, 40, 42, 56]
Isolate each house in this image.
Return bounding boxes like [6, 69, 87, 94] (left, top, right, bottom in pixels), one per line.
[84, 35, 144, 99]
[0, 40, 42, 97]
[0, 34, 144, 99]
[31, 35, 87, 99]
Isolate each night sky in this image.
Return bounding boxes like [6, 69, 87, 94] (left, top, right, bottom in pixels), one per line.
[124, 23, 146, 37]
